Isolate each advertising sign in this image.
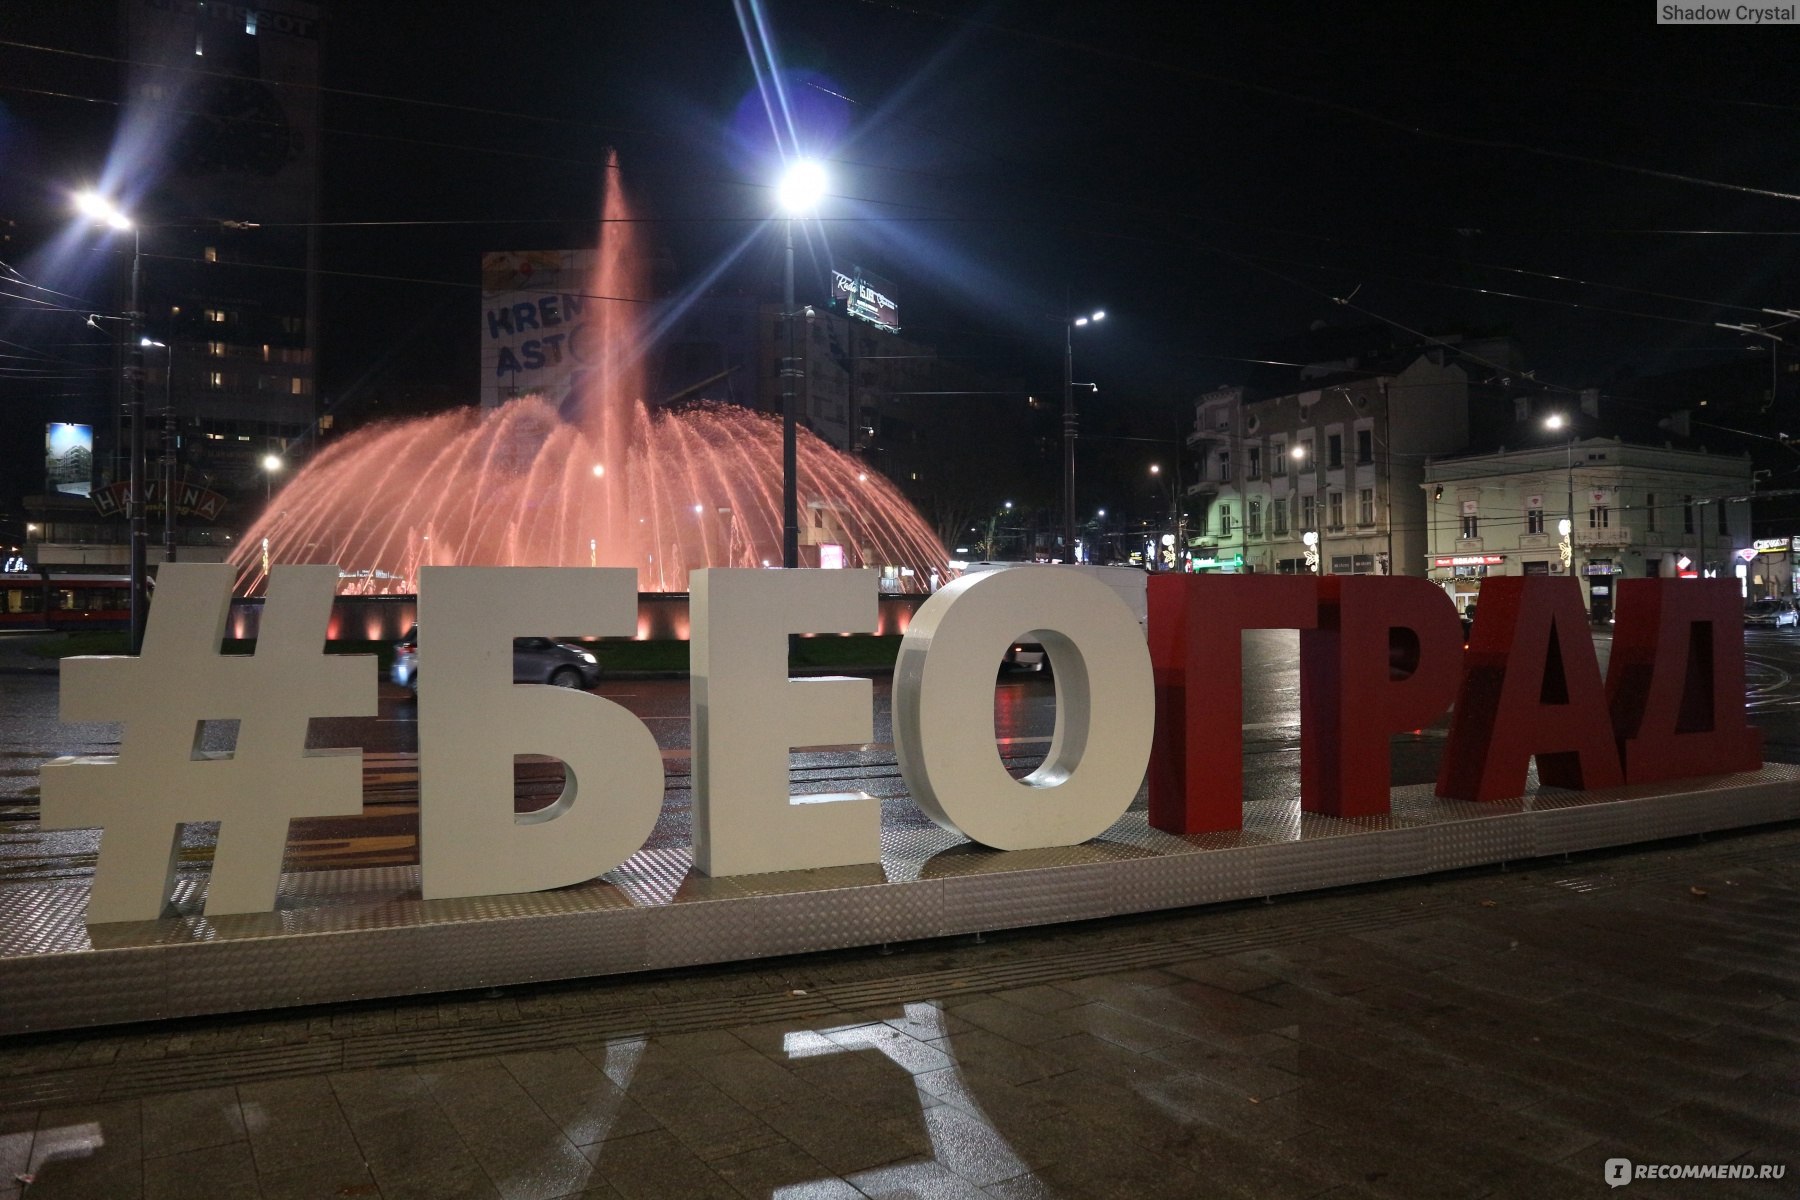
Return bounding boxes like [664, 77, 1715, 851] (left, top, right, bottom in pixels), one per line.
[45, 423, 93, 496]
[831, 265, 900, 333]
[480, 250, 599, 411]
[1433, 554, 1504, 567]
[92, 479, 228, 522]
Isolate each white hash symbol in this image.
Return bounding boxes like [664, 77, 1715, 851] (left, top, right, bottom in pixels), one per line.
[41, 564, 374, 923]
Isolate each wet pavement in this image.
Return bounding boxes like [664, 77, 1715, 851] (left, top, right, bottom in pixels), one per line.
[0, 822, 1797, 1199]
[1, 628, 1798, 1197]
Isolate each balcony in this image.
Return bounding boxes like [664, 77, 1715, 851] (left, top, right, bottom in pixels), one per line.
[1575, 528, 1632, 549]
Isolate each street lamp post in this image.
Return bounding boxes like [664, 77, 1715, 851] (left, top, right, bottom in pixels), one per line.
[1149, 463, 1183, 569]
[261, 453, 283, 500]
[776, 159, 827, 570]
[142, 338, 178, 563]
[1061, 309, 1105, 559]
[77, 191, 148, 653]
[1546, 413, 1577, 587]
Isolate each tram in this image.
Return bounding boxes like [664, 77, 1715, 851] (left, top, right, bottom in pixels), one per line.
[0, 567, 132, 631]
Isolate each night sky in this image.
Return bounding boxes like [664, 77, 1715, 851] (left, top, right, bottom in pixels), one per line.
[5, 1, 1800, 518]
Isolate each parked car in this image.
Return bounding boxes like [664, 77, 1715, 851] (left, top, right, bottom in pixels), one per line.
[1003, 638, 1049, 672]
[390, 626, 603, 693]
[1744, 598, 1799, 629]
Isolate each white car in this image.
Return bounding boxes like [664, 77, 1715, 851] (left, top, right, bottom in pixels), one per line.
[1744, 599, 1799, 629]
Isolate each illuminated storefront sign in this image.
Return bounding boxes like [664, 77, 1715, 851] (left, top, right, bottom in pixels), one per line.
[1433, 554, 1505, 567]
[1752, 537, 1791, 554]
[43, 566, 1759, 926]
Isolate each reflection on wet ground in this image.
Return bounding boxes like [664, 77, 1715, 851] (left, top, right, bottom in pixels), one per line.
[3, 820, 1798, 1198]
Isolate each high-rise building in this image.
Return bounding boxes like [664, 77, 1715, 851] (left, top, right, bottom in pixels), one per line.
[10, 0, 322, 566]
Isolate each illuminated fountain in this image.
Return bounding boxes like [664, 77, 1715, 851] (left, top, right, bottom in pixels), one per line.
[231, 165, 949, 596]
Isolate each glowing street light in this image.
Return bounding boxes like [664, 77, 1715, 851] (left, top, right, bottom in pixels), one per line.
[776, 158, 828, 570]
[74, 190, 132, 231]
[261, 453, 283, 499]
[776, 159, 828, 214]
[592, 463, 605, 478]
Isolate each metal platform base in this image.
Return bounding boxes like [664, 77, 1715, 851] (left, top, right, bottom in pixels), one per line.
[3, 765, 1797, 1034]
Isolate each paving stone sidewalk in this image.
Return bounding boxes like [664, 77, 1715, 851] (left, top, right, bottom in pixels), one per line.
[2, 824, 1797, 1200]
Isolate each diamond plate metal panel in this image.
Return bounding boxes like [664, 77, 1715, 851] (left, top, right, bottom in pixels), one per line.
[742, 881, 944, 957]
[1099, 845, 1264, 910]
[642, 896, 771, 971]
[1, 763, 1795, 1035]
[410, 909, 646, 991]
[940, 862, 1120, 934]
[162, 926, 425, 1014]
[1252, 829, 1387, 896]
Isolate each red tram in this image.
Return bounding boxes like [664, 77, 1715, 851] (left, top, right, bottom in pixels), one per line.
[0, 569, 132, 631]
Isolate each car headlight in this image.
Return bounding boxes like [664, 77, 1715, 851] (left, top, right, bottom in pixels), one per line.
[578, 651, 597, 665]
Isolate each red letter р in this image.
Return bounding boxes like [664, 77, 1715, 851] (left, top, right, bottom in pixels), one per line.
[1300, 576, 1462, 818]
[1606, 578, 1761, 783]
[1147, 574, 1317, 834]
[1437, 576, 1624, 803]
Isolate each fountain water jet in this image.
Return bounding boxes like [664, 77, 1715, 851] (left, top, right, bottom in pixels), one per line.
[232, 162, 950, 596]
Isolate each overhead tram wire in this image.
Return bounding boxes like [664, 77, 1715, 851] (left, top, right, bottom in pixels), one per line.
[4, 76, 1791, 327]
[850, 2, 1800, 206]
[0, 38, 656, 138]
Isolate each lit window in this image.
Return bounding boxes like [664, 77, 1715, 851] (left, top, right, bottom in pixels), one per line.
[262, 345, 272, 362]
[203, 246, 217, 263]
[245, 10, 257, 33]
[290, 377, 306, 395]
[205, 309, 226, 323]
[207, 371, 223, 389]
[207, 341, 225, 358]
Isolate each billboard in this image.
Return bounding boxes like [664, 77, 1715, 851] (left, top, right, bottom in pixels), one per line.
[480, 250, 598, 411]
[46, 423, 93, 496]
[831, 265, 899, 333]
[128, 0, 322, 227]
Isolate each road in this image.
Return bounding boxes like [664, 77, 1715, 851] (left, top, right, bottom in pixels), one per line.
[2, 628, 1798, 886]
